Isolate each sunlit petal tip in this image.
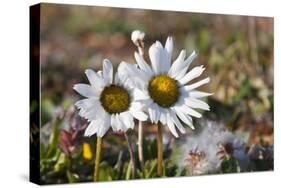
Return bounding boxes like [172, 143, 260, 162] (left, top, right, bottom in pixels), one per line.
[103, 58, 111, 65]
[85, 69, 92, 74]
[155, 41, 163, 49]
[73, 84, 78, 89]
[167, 35, 173, 40]
[165, 36, 173, 46]
[84, 132, 91, 137]
[191, 50, 197, 56]
[97, 70, 102, 77]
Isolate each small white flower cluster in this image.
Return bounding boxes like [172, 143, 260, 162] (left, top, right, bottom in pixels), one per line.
[178, 121, 249, 175]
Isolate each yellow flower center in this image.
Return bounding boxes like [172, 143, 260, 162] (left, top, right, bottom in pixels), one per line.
[148, 75, 179, 108]
[100, 85, 130, 114]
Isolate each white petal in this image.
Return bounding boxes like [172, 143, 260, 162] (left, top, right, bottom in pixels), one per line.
[147, 103, 161, 123]
[183, 51, 197, 67]
[159, 108, 168, 125]
[111, 114, 118, 132]
[135, 98, 153, 107]
[149, 41, 163, 75]
[73, 84, 97, 98]
[173, 66, 189, 81]
[153, 41, 170, 73]
[134, 52, 153, 77]
[116, 62, 132, 84]
[188, 90, 213, 98]
[174, 51, 198, 80]
[75, 98, 98, 112]
[168, 50, 186, 77]
[175, 104, 202, 118]
[148, 104, 157, 123]
[76, 99, 105, 121]
[178, 65, 205, 85]
[182, 77, 210, 91]
[166, 112, 179, 137]
[79, 108, 98, 121]
[118, 61, 148, 88]
[179, 87, 189, 99]
[130, 101, 144, 111]
[97, 70, 102, 77]
[114, 70, 121, 85]
[84, 119, 102, 137]
[161, 50, 170, 73]
[154, 104, 161, 123]
[103, 59, 113, 85]
[169, 109, 186, 134]
[85, 69, 105, 91]
[169, 51, 197, 79]
[184, 98, 210, 111]
[122, 61, 148, 81]
[120, 112, 134, 129]
[165, 36, 174, 64]
[172, 107, 194, 129]
[132, 88, 149, 101]
[130, 109, 148, 121]
[115, 114, 126, 131]
[97, 114, 111, 137]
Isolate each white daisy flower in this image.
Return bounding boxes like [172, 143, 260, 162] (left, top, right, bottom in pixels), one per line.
[120, 36, 212, 137]
[73, 59, 148, 137]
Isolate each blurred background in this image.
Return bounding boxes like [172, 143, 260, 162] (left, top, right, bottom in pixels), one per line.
[37, 3, 273, 184]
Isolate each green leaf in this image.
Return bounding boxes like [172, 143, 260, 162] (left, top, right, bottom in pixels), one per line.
[54, 153, 67, 172]
[66, 170, 79, 183]
[125, 161, 132, 180]
[145, 159, 157, 178]
[46, 118, 62, 158]
[221, 156, 240, 173]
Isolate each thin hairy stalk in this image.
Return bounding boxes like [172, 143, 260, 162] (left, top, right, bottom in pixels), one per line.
[137, 41, 146, 178]
[137, 39, 145, 56]
[138, 121, 145, 178]
[124, 132, 136, 179]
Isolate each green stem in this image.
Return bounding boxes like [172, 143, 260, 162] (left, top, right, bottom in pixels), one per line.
[94, 136, 102, 182]
[157, 124, 163, 177]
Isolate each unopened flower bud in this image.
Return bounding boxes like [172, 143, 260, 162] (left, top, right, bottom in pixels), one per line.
[131, 30, 145, 47]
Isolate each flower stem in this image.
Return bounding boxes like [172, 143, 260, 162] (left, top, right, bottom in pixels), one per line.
[137, 41, 146, 178]
[138, 121, 145, 178]
[137, 39, 145, 56]
[94, 136, 102, 182]
[157, 123, 163, 177]
[124, 132, 136, 179]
